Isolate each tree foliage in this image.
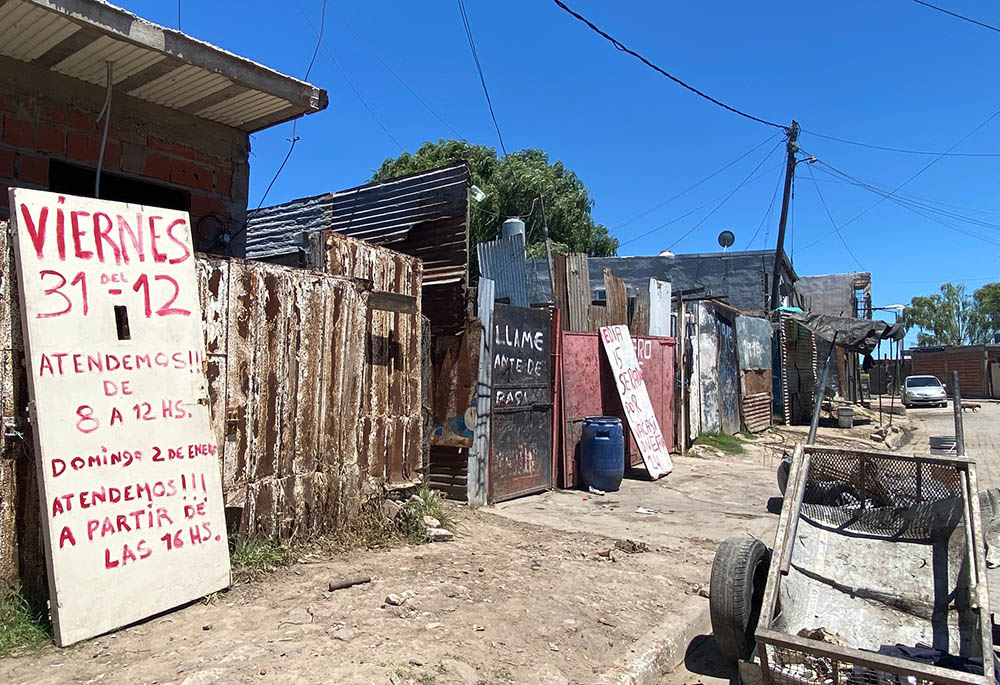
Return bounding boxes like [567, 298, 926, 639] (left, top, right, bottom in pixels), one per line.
[903, 282, 1000, 346]
[370, 140, 618, 257]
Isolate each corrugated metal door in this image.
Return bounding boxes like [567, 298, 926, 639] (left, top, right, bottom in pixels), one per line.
[489, 304, 553, 502]
[716, 312, 740, 435]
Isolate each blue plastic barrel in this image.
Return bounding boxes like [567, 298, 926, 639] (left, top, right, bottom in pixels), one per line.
[580, 416, 625, 492]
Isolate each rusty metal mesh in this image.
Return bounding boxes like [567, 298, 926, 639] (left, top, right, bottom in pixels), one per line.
[798, 450, 964, 541]
[762, 643, 946, 685]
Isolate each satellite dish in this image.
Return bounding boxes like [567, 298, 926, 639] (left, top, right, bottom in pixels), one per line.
[718, 230, 735, 250]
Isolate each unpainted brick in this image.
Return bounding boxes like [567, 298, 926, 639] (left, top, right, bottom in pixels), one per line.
[17, 154, 48, 185]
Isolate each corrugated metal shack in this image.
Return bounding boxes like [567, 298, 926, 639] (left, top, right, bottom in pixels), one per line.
[909, 345, 1000, 399]
[0, 220, 421, 591]
[246, 162, 470, 332]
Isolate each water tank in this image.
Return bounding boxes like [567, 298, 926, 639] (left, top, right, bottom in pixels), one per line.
[501, 218, 525, 239]
[580, 416, 625, 492]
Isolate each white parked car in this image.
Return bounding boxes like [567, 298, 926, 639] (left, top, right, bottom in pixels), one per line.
[902, 375, 948, 408]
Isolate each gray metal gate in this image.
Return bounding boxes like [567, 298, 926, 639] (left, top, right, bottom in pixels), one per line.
[489, 303, 553, 502]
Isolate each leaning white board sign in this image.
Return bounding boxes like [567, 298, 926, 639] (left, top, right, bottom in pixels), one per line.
[9, 188, 230, 646]
[599, 324, 673, 478]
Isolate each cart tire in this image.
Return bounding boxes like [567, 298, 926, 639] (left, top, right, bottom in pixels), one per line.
[710, 537, 770, 663]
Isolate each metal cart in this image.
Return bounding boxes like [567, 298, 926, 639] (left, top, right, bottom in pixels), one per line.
[751, 444, 994, 685]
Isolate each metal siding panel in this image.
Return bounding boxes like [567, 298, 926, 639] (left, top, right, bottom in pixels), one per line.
[477, 233, 527, 307]
[0, 2, 80, 61]
[648, 278, 672, 337]
[565, 253, 591, 332]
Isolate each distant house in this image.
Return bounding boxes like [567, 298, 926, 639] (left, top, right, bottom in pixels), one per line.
[526, 249, 799, 313]
[0, 0, 327, 257]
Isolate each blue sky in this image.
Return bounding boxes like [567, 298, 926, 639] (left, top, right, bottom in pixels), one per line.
[124, 1, 1000, 334]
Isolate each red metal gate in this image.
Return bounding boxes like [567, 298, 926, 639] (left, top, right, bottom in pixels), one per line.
[559, 332, 675, 488]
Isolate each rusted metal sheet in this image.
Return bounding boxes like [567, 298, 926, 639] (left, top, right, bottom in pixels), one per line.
[604, 268, 628, 325]
[489, 303, 553, 502]
[318, 231, 423, 484]
[553, 254, 570, 330]
[248, 162, 470, 331]
[741, 392, 771, 433]
[780, 315, 817, 425]
[566, 253, 591, 332]
[477, 232, 528, 307]
[587, 303, 608, 332]
[429, 320, 481, 448]
[559, 331, 675, 488]
[630, 287, 650, 337]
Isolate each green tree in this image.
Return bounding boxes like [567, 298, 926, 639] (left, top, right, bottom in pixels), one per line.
[370, 140, 618, 257]
[902, 282, 1000, 346]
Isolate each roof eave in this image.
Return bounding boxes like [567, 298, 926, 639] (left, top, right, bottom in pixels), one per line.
[24, 0, 328, 130]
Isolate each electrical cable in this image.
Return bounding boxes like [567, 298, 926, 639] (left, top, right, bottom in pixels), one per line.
[613, 131, 781, 230]
[801, 128, 1000, 157]
[809, 162, 1000, 232]
[612, 157, 785, 252]
[805, 162, 865, 269]
[910, 0, 1000, 34]
[550, 0, 785, 130]
[252, 0, 329, 217]
[95, 61, 113, 199]
[798, 106, 1000, 250]
[458, 0, 508, 155]
[616, 139, 783, 250]
[743, 164, 783, 249]
[802, 160, 1000, 248]
[329, 2, 463, 139]
[295, 0, 403, 152]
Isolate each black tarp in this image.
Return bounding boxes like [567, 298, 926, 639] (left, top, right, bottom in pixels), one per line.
[786, 312, 903, 354]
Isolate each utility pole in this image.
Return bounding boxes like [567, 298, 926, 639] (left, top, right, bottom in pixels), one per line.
[540, 195, 555, 300]
[769, 120, 800, 311]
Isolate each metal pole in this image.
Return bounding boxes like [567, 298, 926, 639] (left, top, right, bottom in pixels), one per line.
[877, 340, 883, 427]
[808, 333, 837, 445]
[953, 370, 965, 457]
[676, 297, 687, 453]
[889, 338, 898, 428]
[539, 195, 555, 304]
[769, 121, 800, 311]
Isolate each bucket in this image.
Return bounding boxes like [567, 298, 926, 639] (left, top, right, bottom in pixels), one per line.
[837, 407, 854, 429]
[580, 416, 624, 492]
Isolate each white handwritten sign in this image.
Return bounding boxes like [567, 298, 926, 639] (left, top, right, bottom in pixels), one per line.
[599, 325, 672, 478]
[9, 188, 229, 646]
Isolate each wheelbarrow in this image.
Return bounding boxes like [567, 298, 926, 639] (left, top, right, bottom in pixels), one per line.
[710, 443, 995, 684]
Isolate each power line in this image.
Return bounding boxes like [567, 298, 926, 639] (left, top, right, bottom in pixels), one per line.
[329, 3, 463, 139]
[295, 0, 404, 152]
[798, 106, 1000, 249]
[801, 160, 1000, 248]
[613, 132, 781, 230]
[805, 162, 865, 269]
[457, 0, 508, 155]
[743, 165, 783, 249]
[618, 140, 783, 250]
[550, 0, 785, 130]
[801, 128, 1000, 157]
[911, 0, 1000, 34]
[253, 0, 329, 213]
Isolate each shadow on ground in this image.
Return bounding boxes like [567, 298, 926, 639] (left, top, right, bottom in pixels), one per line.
[681, 634, 738, 684]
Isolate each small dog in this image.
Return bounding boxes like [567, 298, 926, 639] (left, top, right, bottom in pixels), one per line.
[962, 402, 982, 413]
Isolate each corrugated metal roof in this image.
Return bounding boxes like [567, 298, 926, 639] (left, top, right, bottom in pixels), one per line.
[0, 0, 327, 132]
[247, 162, 471, 330]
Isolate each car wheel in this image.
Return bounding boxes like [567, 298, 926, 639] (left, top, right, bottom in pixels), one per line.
[710, 537, 770, 662]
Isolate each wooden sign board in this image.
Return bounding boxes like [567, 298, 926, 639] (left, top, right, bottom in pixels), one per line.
[599, 324, 672, 478]
[9, 188, 230, 646]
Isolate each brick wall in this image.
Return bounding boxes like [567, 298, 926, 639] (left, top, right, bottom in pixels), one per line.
[0, 55, 250, 257]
